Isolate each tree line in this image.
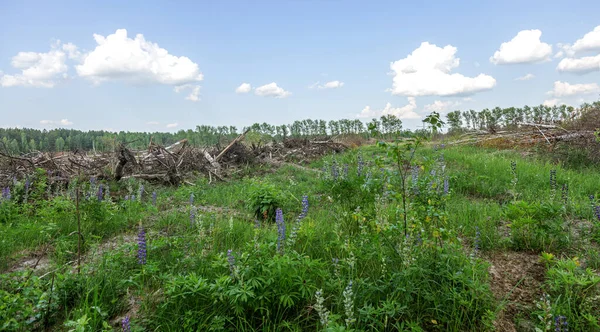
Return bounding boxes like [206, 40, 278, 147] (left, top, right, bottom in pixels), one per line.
[0, 115, 405, 154]
[444, 101, 600, 132]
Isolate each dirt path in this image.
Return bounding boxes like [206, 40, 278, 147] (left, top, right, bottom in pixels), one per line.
[486, 251, 546, 332]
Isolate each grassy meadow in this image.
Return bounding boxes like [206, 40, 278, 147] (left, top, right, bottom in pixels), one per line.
[1, 141, 600, 331]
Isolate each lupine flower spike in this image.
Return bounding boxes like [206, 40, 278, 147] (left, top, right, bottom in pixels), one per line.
[137, 226, 147, 265]
[275, 208, 285, 253]
[227, 249, 236, 277]
[97, 184, 104, 202]
[122, 316, 131, 332]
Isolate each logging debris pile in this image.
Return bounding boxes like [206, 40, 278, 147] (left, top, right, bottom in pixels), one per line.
[0, 133, 347, 187]
[449, 122, 597, 148]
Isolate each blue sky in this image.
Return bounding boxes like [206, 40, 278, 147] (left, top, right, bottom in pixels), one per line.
[1, 0, 600, 132]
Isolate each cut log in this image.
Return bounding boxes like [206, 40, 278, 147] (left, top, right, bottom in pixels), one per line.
[214, 129, 251, 162]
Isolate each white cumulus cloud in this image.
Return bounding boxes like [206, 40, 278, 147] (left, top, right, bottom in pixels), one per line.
[76, 29, 203, 100]
[548, 81, 600, 97]
[515, 73, 535, 81]
[424, 100, 461, 113]
[357, 98, 420, 119]
[235, 83, 252, 94]
[254, 82, 291, 98]
[557, 54, 600, 74]
[542, 99, 562, 107]
[390, 42, 496, 97]
[556, 26, 600, 74]
[559, 25, 600, 57]
[310, 80, 344, 89]
[166, 122, 179, 129]
[490, 29, 552, 65]
[0, 41, 77, 88]
[40, 119, 73, 126]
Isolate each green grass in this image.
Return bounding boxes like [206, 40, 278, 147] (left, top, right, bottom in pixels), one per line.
[1, 143, 599, 331]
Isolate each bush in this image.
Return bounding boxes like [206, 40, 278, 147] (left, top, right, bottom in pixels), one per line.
[536, 256, 600, 331]
[504, 201, 570, 251]
[247, 181, 284, 222]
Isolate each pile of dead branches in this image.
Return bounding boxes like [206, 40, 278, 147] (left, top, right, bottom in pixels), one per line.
[0, 131, 347, 187]
[448, 123, 596, 148]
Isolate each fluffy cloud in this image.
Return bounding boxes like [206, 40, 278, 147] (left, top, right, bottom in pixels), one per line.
[557, 55, 600, 74]
[357, 98, 420, 119]
[558, 25, 600, 57]
[254, 82, 291, 98]
[556, 26, 600, 74]
[166, 122, 179, 128]
[515, 73, 535, 81]
[174, 84, 201, 101]
[310, 80, 344, 89]
[76, 29, 203, 100]
[490, 30, 552, 65]
[235, 83, 252, 94]
[424, 100, 461, 113]
[40, 119, 73, 126]
[548, 81, 600, 97]
[390, 42, 496, 97]
[0, 41, 76, 88]
[542, 99, 561, 107]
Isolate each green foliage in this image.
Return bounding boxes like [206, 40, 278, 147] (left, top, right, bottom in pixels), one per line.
[422, 111, 445, 136]
[538, 256, 600, 331]
[248, 181, 284, 222]
[0, 271, 58, 331]
[504, 201, 570, 251]
[2, 141, 600, 331]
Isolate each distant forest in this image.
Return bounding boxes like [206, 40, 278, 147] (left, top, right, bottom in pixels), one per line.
[0, 116, 403, 154]
[1, 101, 598, 154]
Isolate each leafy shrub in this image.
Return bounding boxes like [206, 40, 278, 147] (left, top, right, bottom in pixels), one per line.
[247, 181, 284, 222]
[504, 201, 570, 251]
[537, 256, 600, 331]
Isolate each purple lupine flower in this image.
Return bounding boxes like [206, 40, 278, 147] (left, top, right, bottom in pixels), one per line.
[299, 195, 309, 220]
[440, 144, 446, 149]
[411, 165, 419, 183]
[131, 195, 136, 202]
[138, 185, 144, 202]
[122, 316, 131, 332]
[152, 191, 157, 206]
[25, 177, 30, 193]
[2, 187, 11, 200]
[343, 164, 349, 179]
[137, 226, 147, 265]
[124, 195, 129, 201]
[189, 193, 194, 205]
[97, 184, 104, 202]
[595, 206, 600, 222]
[443, 177, 449, 195]
[90, 177, 96, 186]
[415, 232, 422, 246]
[331, 161, 339, 181]
[227, 249, 236, 277]
[554, 315, 568, 332]
[190, 207, 196, 225]
[275, 208, 285, 253]
[590, 195, 596, 211]
[357, 155, 364, 177]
